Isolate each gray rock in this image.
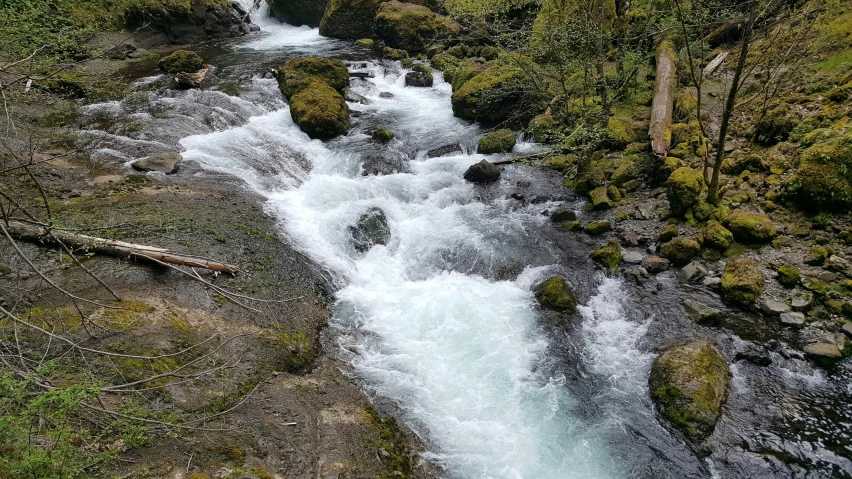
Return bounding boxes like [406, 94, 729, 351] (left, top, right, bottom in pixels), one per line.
[175, 67, 210, 89]
[683, 299, 724, 324]
[826, 255, 850, 273]
[817, 271, 838, 282]
[703, 277, 722, 290]
[791, 291, 814, 311]
[779, 312, 805, 327]
[841, 322, 852, 338]
[405, 70, 434, 87]
[550, 208, 576, 223]
[678, 261, 707, 283]
[622, 230, 639, 247]
[803, 343, 842, 362]
[635, 202, 657, 220]
[642, 256, 670, 274]
[349, 207, 391, 252]
[623, 251, 644, 264]
[761, 300, 791, 316]
[131, 153, 182, 174]
[734, 344, 771, 366]
[463, 160, 500, 183]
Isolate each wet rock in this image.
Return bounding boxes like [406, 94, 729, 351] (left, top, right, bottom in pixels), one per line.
[665, 167, 703, 216]
[349, 207, 391, 253]
[268, 0, 329, 27]
[584, 220, 612, 236]
[642, 257, 670, 274]
[534, 276, 577, 312]
[591, 239, 622, 271]
[319, 0, 386, 39]
[724, 212, 777, 244]
[817, 271, 838, 282]
[791, 291, 814, 311]
[678, 261, 707, 283]
[841, 323, 852, 338]
[660, 237, 700, 266]
[779, 312, 806, 327]
[622, 230, 639, 247]
[277, 57, 350, 98]
[372, 128, 393, 143]
[132, 153, 182, 174]
[478, 129, 516, 154]
[721, 257, 764, 307]
[623, 251, 644, 264]
[649, 341, 731, 442]
[625, 266, 650, 284]
[761, 300, 790, 316]
[375, 0, 461, 53]
[682, 299, 724, 324]
[803, 342, 843, 366]
[175, 67, 210, 89]
[404, 65, 434, 87]
[549, 209, 576, 223]
[289, 81, 350, 139]
[379, 92, 395, 99]
[427, 143, 461, 158]
[463, 160, 500, 183]
[734, 344, 771, 366]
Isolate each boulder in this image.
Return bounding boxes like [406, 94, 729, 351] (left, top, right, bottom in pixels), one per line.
[665, 167, 703, 216]
[787, 135, 852, 211]
[289, 81, 351, 139]
[734, 344, 771, 367]
[803, 342, 843, 366]
[649, 341, 731, 442]
[319, 0, 388, 39]
[804, 246, 829, 266]
[658, 224, 678, 243]
[131, 153, 182, 174]
[383, 47, 409, 60]
[372, 128, 393, 143]
[430, 52, 460, 71]
[268, 0, 330, 27]
[277, 57, 350, 98]
[826, 255, 850, 273]
[678, 261, 707, 283]
[682, 299, 724, 324]
[174, 67, 209, 89]
[349, 207, 391, 252]
[721, 257, 764, 307]
[702, 222, 733, 251]
[589, 186, 613, 210]
[791, 291, 814, 311]
[591, 239, 622, 271]
[158, 50, 203, 74]
[463, 160, 500, 183]
[375, 0, 461, 53]
[478, 129, 516, 154]
[776, 265, 800, 288]
[643, 256, 671, 274]
[444, 59, 487, 92]
[534, 277, 578, 312]
[404, 65, 434, 87]
[583, 220, 612, 236]
[660, 237, 700, 266]
[549, 209, 576, 223]
[724, 212, 777, 244]
[528, 113, 554, 143]
[779, 312, 805, 327]
[451, 62, 530, 122]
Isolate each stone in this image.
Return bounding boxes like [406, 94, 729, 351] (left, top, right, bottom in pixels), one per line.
[550, 209, 576, 223]
[779, 312, 806, 327]
[649, 341, 731, 442]
[842, 322, 852, 338]
[591, 239, 622, 270]
[451, 62, 530, 122]
[703, 277, 722, 289]
[131, 153, 182, 174]
[803, 343, 843, 366]
[826, 255, 850, 273]
[174, 67, 209, 89]
[590, 186, 614, 210]
[817, 271, 838, 282]
[702, 223, 733, 251]
[404, 65, 434, 87]
[463, 160, 500, 183]
[158, 50, 203, 73]
[660, 237, 701, 266]
[289, 81, 350, 139]
[665, 167, 703, 216]
[760, 300, 790, 316]
[478, 129, 516, 154]
[375, 0, 461, 53]
[277, 57, 350, 98]
[623, 251, 644, 264]
[372, 128, 393, 143]
[721, 257, 764, 307]
[584, 220, 612, 236]
[678, 261, 707, 283]
[349, 207, 391, 252]
[734, 344, 771, 366]
[724, 212, 777, 244]
[682, 299, 724, 324]
[805, 246, 829, 266]
[643, 257, 671, 274]
[268, 0, 329, 27]
[776, 265, 801, 288]
[622, 231, 639, 247]
[659, 224, 678, 243]
[535, 277, 578, 312]
[635, 202, 657, 220]
[319, 0, 387, 39]
[791, 291, 814, 311]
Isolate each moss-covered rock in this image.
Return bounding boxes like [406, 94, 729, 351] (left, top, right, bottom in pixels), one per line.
[589, 186, 614, 210]
[535, 277, 578, 312]
[659, 223, 678, 243]
[777, 264, 800, 288]
[277, 57, 350, 98]
[289, 81, 351, 139]
[754, 103, 797, 146]
[430, 52, 460, 71]
[478, 129, 516, 154]
[444, 59, 487, 92]
[528, 113, 554, 143]
[702, 222, 733, 251]
[665, 167, 703, 216]
[383, 47, 409, 60]
[354, 38, 376, 47]
[372, 128, 393, 143]
[158, 50, 202, 74]
[451, 61, 532, 122]
[660, 237, 700, 266]
[649, 341, 731, 442]
[375, 0, 460, 53]
[319, 0, 387, 39]
[591, 239, 622, 270]
[805, 246, 830, 266]
[606, 116, 638, 149]
[611, 157, 638, 187]
[721, 152, 766, 175]
[268, 0, 329, 27]
[723, 212, 777, 244]
[584, 220, 612, 236]
[405, 64, 434, 87]
[721, 257, 764, 307]
[787, 136, 852, 211]
[656, 156, 685, 184]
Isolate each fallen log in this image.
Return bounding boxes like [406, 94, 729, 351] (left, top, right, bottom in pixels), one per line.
[6, 221, 239, 274]
[702, 52, 728, 78]
[649, 38, 677, 159]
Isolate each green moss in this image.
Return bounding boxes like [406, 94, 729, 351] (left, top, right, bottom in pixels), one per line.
[777, 265, 801, 288]
[584, 220, 612, 236]
[277, 57, 350, 98]
[615, 211, 629, 222]
[659, 224, 678, 243]
[372, 128, 394, 143]
[375, 0, 460, 53]
[289, 81, 350, 139]
[787, 135, 852, 211]
[363, 404, 412, 479]
[589, 186, 613, 210]
[563, 221, 582, 232]
[724, 212, 777, 244]
[534, 277, 577, 312]
[754, 104, 797, 146]
[806, 246, 830, 265]
[611, 157, 638, 187]
[665, 167, 704, 216]
[478, 129, 516, 154]
[721, 153, 765, 175]
[444, 59, 487, 92]
[528, 113, 555, 143]
[383, 47, 409, 60]
[605, 116, 638, 149]
[354, 38, 375, 47]
[702, 222, 733, 251]
[542, 154, 575, 172]
[591, 239, 622, 271]
[721, 257, 764, 307]
[660, 237, 700, 266]
[430, 52, 460, 71]
[158, 49, 202, 73]
[451, 60, 531, 122]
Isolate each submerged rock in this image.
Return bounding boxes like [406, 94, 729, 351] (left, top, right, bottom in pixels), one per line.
[132, 153, 182, 174]
[721, 257, 764, 307]
[372, 128, 394, 143]
[534, 276, 577, 313]
[682, 299, 724, 324]
[649, 341, 731, 442]
[349, 207, 391, 252]
[463, 160, 500, 183]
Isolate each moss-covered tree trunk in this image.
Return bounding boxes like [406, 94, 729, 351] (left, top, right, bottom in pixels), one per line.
[649, 38, 677, 159]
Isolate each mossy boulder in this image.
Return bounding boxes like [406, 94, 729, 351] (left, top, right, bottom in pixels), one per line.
[528, 113, 554, 143]
[611, 157, 638, 187]
[463, 160, 500, 183]
[444, 59, 487, 92]
[584, 220, 612, 236]
[605, 116, 639, 149]
[659, 224, 678, 243]
[665, 167, 704, 216]
[702, 222, 733, 251]
[430, 52, 460, 71]
[372, 128, 393, 143]
[534, 276, 578, 312]
[754, 103, 796, 146]
[451, 62, 531, 122]
[354, 38, 376, 47]
[268, 0, 330, 27]
[289, 81, 351, 139]
[649, 341, 731, 442]
[319, 0, 388, 39]
[787, 136, 852, 211]
[660, 237, 700, 266]
[375, 0, 460, 53]
[777, 264, 800, 288]
[805, 246, 830, 266]
[724, 212, 776, 244]
[478, 129, 516, 154]
[383, 47, 409, 60]
[589, 186, 614, 210]
[721, 257, 764, 307]
[405, 64, 434, 87]
[277, 57, 349, 98]
[158, 50, 202, 74]
[591, 239, 622, 271]
[721, 152, 766, 175]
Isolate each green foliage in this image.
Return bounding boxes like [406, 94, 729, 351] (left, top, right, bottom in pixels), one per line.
[363, 404, 412, 479]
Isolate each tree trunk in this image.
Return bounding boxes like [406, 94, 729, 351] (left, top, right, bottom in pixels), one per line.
[6, 221, 239, 274]
[649, 38, 677, 159]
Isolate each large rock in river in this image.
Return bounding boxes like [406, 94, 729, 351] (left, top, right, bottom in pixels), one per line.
[277, 57, 350, 98]
[649, 341, 731, 442]
[289, 81, 351, 139]
[534, 276, 577, 312]
[375, 0, 461, 53]
[451, 62, 531, 123]
[268, 0, 330, 27]
[319, 0, 388, 40]
[132, 153, 182, 174]
[158, 50, 203, 74]
[350, 207, 391, 252]
[463, 160, 500, 183]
